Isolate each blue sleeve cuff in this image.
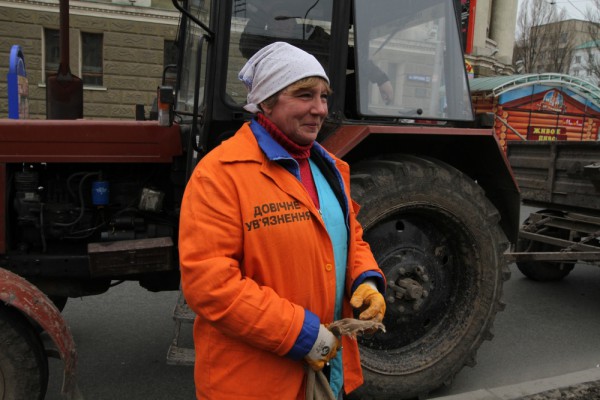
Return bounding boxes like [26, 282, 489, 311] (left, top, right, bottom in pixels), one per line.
[286, 309, 319, 360]
[351, 271, 386, 295]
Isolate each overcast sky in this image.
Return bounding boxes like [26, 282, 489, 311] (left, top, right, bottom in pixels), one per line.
[517, 0, 596, 19]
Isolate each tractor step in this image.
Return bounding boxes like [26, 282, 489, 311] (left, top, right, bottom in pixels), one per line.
[166, 291, 195, 366]
[166, 343, 195, 366]
[173, 294, 195, 323]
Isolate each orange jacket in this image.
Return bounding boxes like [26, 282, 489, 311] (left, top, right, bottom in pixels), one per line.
[179, 122, 383, 399]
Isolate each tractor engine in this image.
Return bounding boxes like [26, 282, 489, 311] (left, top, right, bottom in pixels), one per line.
[11, 164, 177, 254]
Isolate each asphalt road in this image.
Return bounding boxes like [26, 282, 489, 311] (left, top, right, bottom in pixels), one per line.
[45, 232, 600, 399]
[430, 262, 600, 398]
[44, 263, 600, 400]
[45, 284, 195, 400]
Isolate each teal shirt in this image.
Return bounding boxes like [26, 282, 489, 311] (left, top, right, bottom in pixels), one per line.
[310, 159, 347, 397]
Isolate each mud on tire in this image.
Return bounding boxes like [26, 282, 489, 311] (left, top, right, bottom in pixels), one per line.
[349, 155, 510, 400]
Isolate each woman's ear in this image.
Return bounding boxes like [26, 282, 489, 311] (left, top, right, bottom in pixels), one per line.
[259, 103, 271, 115]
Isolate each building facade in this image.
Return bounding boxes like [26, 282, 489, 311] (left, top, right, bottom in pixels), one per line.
[466, 0, 519, 77]
[0, 0, 517, 120]
[0, 0, 178, 119]
[526, 19, 597, 75]
[569, 40, 600, 85]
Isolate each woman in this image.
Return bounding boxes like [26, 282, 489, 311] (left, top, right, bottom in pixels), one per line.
[179, 42, 386, 399]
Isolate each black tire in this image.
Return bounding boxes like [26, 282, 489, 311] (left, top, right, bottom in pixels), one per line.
[0, 305, 49, 400]
[516, 211, 575, 281]
[348, 155, 510, 400]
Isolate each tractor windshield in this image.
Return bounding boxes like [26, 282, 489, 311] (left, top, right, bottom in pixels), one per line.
[226, 0, 334, 105]
[353, 0, 474, 121]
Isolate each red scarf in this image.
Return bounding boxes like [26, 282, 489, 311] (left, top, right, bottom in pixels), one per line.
[257, 114, 320, 208]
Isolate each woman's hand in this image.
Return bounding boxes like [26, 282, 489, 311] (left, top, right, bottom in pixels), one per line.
[304, 324, 341, 371]
[350, 282, 386, 323]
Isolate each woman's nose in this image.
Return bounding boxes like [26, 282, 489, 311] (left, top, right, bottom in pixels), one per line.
[311, 98, 328, 115]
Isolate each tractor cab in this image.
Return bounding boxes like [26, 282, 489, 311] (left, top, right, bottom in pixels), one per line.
[174, 0, 474, 153]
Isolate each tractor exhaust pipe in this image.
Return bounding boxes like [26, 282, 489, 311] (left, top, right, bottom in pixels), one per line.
[46, 0, 83, 119]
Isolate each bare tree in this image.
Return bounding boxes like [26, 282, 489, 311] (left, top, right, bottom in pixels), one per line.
[581, 0, 600, 83]
[544, 18, 576, 73]
[514, 0, 570, 74]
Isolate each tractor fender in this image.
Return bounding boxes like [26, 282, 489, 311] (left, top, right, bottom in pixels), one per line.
[321, 123, 521, 243]
[0, 268, 78, 397]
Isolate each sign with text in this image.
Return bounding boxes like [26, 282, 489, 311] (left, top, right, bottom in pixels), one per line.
[527, 126, 567, 141]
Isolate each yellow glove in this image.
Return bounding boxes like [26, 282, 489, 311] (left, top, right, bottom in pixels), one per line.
[304, 324, 341, 371]
[350, 282, 386, 323]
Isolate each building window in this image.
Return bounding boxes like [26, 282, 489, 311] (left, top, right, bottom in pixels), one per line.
[82, 32, 103, 86]
[163, 40, 178, 87]
[44, 28, 60, 81]
[573, 69, 580, 76]
[44, 29, 102, 86]
[575, 55, 581, 64]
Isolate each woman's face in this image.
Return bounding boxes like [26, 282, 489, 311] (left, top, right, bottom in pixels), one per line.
[261, 80, 329, 145]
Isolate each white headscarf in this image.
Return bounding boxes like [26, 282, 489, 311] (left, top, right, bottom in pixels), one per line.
[238, 42, 329, 113]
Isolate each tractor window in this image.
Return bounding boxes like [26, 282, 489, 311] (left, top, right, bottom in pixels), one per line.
[226, 0, 334, 106]
[163, 40, 178, 87]
[353, 0, 474, 121]
[177, 0, 211, 114]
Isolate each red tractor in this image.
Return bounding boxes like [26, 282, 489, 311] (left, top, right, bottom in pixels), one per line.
[0, 0, 520, 399]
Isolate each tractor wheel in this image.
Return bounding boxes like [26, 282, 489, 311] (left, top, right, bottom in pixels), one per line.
[0, 305, 48, 400]
[348, 155, 510, 400]
[516, 211, 575, 281]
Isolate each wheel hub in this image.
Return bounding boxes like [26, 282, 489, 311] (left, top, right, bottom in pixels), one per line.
[383, 250, 435, 318]
[360, 219, 457, 350]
